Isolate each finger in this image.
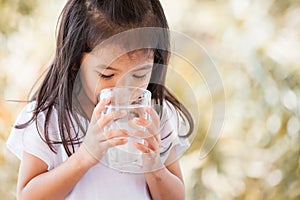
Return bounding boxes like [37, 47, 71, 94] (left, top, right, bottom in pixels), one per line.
[145, 131, 161, 150]
[97, 110, 126, 130]
[131, 132, 160, 155]
[131, 130, 152, 139]
[131, 117, 153, 135]
[133, 118, 161, 142]
[133, 118, 156, 134]
[145, 107, 160, 128]
[144, 137, 160, 151]
[102, 129, 129, 140]
[91, 97, 111, 124]
[132, 117, 150, 128]
[104, 138, 128, 148]
[133, 142, 151, 154]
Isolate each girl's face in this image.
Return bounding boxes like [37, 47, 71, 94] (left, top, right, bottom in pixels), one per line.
[80, 47, 154, 105]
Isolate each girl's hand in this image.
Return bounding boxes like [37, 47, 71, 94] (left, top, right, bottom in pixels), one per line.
[80, 98, 129, 166]
[133, 107, 164, 172]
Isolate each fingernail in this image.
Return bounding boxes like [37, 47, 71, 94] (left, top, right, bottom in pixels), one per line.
[133, 142, 139, 147]
[118, 110, 127, 117]
[145, 107, 151, 112]
[133, 117, 140, 122]
[133, 118, 142, 125]
[105, 98, 111, 103]
[100, 98, 107, 104]
[122, 130, 129, 135]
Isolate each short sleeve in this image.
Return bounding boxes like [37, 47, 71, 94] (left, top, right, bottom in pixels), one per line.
[6, 102, 58, 170]
[159, 101, 190, 163]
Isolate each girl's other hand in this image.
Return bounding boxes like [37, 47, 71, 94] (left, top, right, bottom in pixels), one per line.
[80, 98, 129, 166]
[133, 107, 164, 172]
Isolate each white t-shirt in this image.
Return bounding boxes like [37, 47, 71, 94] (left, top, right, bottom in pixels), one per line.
[7, 101, 189, 200]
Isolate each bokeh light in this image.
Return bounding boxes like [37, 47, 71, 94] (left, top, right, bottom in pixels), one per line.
[1, 0, 300, 199]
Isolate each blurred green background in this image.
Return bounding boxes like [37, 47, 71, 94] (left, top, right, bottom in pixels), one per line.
[1, 0, 300, 199]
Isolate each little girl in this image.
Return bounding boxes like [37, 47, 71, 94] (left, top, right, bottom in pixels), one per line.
[7, 0, 194, 199]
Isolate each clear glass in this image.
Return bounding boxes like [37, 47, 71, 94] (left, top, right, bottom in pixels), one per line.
[98, 86, 151, 173]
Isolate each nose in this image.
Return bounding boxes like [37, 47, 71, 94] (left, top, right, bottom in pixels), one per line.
[114, 73, 139, 88]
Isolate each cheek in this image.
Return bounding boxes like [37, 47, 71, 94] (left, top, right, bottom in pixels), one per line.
[79, 69, 100, 104]
[146, 73, 152, 83]
[139, 77, 151, 89]
[94, 80, 117, 102]
[94, 85, 105, 102]
[142, 71, 153, 88]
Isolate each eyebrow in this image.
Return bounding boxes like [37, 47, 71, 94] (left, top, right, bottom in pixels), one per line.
[132, 64, 153, 72]
[97, 65, 120, 71]
[97, 64, 153, 71]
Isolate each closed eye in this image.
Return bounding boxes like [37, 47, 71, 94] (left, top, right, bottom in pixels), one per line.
[133, 74, 147, 79]
[99, 73, 114, 79]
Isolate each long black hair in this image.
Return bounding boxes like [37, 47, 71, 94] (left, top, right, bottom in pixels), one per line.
[16, 0, 194, 156]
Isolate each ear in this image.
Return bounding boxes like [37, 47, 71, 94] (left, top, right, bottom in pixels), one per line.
[73, 53, 88, 71]
[81, 53, 89, 64]
[71, 65, 79, 71]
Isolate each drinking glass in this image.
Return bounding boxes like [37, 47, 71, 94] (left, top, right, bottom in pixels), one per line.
[99, 86, 151, 172]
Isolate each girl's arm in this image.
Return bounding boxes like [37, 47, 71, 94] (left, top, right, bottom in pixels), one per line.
[144, 147, 185, 200]
[17, 146, 95, 200]
[17, 99, 128, 200]
[134, 107, 186, 200]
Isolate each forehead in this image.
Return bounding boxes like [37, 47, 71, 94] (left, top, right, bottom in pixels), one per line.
[91, 44, 154, 65]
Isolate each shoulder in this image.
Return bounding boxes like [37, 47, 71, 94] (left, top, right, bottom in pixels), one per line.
[15, 101, 38, 124]
[7, 101, 63, 169]
[152, 100, 180, 121]
[157, 100, 190, 161]
[14, 101, 58, 126]
[9, 100, 60, 138]
[160, 100, 184, 131]
[158, 100, 186, 144]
